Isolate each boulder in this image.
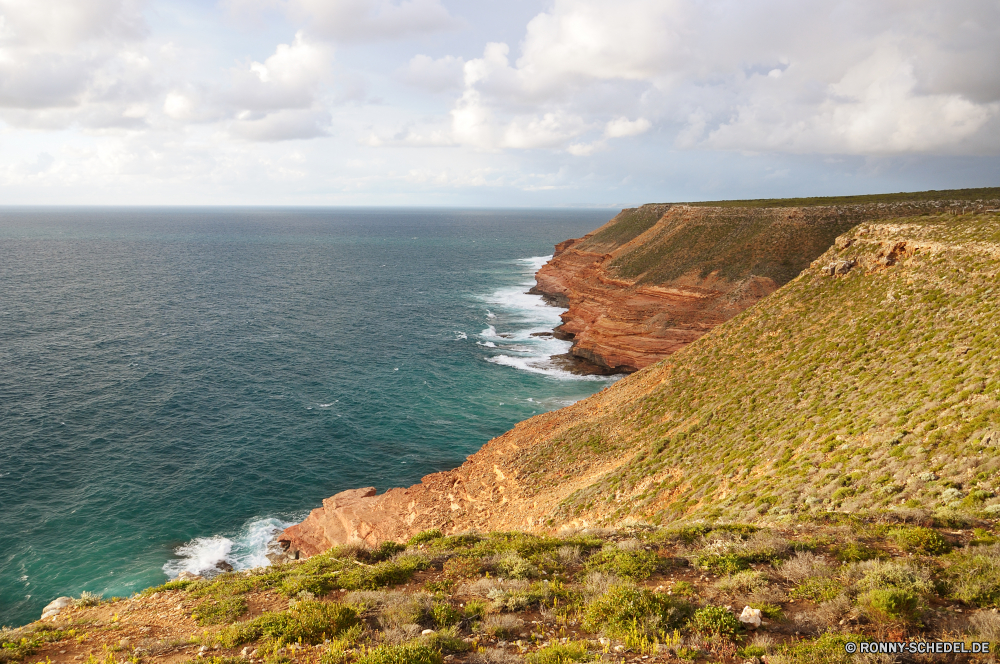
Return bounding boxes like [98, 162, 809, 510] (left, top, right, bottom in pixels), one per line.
[41, 596, 73, 620]
[739, 606, 762, 628]
[177, 571, 204, 581]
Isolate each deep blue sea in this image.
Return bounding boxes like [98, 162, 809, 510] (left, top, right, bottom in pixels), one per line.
[0, 207, 617, 627]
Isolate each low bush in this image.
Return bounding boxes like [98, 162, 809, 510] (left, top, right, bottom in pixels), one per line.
[216, 601, 359, 648]
[527, 641, 594, 663]
[419, 627, 470, 653]
[583, 548, 661, 580]
[941, 545, 1000, 607]
[689, 606, 740, 637]
[582, 585, 691, 639]
[832, 542, 881, 563]
[715, 570, 769, 594]
[858, 588, 921, 624]
[848, 560, 934, 596]
[771, 632, 868, 664]
[407, 530, 443, 546]
[481, 614, 524, 639]
[889, 527, 952, 555]
[0, 625, 68, 663]
[354, 643, 443, 664]
[192, 596, 249, 625]
[790, 578, 844, 603]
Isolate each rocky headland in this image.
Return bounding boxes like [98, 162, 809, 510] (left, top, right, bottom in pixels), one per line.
[276, 190, 1000, 560]
[11, 188, 1000, 664]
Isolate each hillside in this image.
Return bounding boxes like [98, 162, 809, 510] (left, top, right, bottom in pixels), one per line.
[278, 208, 1000, 554]
[533, 188, 1000, 371]
[8, 200, 1000, 664]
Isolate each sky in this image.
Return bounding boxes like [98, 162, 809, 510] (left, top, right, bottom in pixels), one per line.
[0, 0, 998, 206]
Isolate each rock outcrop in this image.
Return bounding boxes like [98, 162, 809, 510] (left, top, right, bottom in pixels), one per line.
[532, 201, 979, 372]
[278, 196, 1000, 559]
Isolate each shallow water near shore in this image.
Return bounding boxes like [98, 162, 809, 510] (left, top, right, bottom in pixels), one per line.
[0, 207, 616, 627]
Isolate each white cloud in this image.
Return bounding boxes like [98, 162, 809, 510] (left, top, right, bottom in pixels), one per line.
[433, 0, 1000, 156]
[604, 117, 650, 139]
[397, 54, 464, 92]
[286, 0, 460, 42]
[227, 32, 331, 112]
[0, 0, 150, 118]
[230, 108, 330, 141]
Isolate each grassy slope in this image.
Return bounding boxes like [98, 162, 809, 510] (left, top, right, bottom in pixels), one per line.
[514, 212, 1000, 527]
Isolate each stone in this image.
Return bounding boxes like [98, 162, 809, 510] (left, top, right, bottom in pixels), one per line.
[421, 629, 435, 635]
[739, 606, 762, 628]
[215, 561, 234, 573]
[41, 596, 73, 620]
[177, 571, 203, 581]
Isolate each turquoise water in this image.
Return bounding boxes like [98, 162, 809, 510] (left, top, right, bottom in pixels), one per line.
[0, 207, 616, 627]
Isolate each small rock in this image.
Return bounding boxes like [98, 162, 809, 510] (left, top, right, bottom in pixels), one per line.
[119, 638, 131, 648]
[177, 571, 204, 581]
[740, 606, 762, 628]
[421, 629, 435, 635]
[215, 561, 234, 573]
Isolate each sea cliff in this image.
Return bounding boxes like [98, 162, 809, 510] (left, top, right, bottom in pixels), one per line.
[276, 190, 1000, 558]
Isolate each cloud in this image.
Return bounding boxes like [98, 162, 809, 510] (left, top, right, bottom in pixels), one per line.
[285, 0, 460, 42]
[604, 117, 650, 139]
[0, 0, 150, 117]
[226, 32, 332, 112]
[397, 54, 464, 92]
[433, 0, 1000, 156]
[230, 108, 330, 141]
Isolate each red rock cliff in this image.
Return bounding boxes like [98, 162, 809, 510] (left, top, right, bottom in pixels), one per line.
[276, 197, 994, 558]
[532, 202, 944, 372]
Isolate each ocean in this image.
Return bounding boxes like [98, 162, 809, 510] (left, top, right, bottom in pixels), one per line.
[0, 207, 617, 627]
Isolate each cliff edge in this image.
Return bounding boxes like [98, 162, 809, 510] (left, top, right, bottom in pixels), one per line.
[277, 191, 1000, 560]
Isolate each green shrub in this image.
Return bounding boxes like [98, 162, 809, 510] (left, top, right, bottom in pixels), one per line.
[583, 548, 661, 580]
[774, 632, 869, 664]
[832, 542, 880, 562]
[463, 600, 487, 620]
[671, 581, 696, 597]
[424, 579, 455, 594]
[737, 644, 767, 659]
[858, 589, 921, 623]
[693, 553, 752, 574]
[216, 601, 359, 648]
[354, 644, 442, 664]
[791, 578, 844, 603]
[318, 625, 363, 664]
[442, 557, 484, 579]
[850, 559, 934, 596]
[418, 628, 470, 654]
[368, 542, 407, 562]
[889, 528, 951, 555]
[689, 606, 740, 637]
[583, 585, 691, 639]
[430, 603, 461, 627]
[338, 555, 430, 590]
[491, 551, 539, 579]
[192, 596, 249, 625]
[407, 530, 443, 546]
[527, 641, 594, 663]
[941, 546, 1000, 607]
[0, 625, 68, 663]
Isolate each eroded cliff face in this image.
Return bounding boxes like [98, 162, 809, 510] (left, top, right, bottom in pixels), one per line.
[277, 201, 1000, 560]
[532, 202, 954, 372]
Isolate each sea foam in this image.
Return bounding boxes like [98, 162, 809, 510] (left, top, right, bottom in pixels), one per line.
[162, 516, 297, 579]
[477, 256, 611, 381]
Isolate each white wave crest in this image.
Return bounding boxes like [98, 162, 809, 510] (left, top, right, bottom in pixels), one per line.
[454, 331, 468, 340]
[162, 516, 296, 579]
[486, 354, 608, 381]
